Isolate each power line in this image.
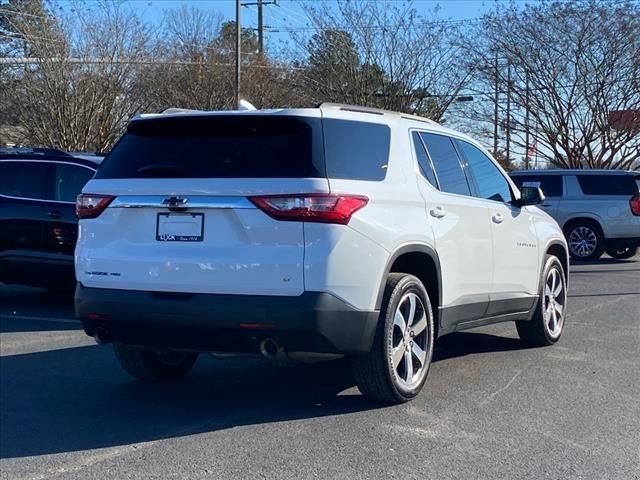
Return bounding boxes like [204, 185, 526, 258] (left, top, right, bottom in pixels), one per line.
[0, 56, 308, 70]
[265, 16, 484, 33]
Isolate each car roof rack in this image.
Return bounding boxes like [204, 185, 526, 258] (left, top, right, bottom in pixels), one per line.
[0, 147, 71, 158]
[319, 103, 440, 125]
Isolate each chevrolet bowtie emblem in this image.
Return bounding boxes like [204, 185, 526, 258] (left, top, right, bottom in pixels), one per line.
[162, 196, 188, 207]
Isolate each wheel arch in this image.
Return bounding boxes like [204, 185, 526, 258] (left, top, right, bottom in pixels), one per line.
[562, 215, 604, 235]
[376, 244, 442, 333]
[545, 240, 569, 285]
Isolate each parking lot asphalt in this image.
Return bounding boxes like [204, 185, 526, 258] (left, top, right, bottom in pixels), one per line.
[1, 258, 639, 480]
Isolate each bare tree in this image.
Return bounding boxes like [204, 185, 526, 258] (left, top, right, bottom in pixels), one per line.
[141, 9, 298, 112]
[1, 0, 153, 151]
[293, 0, 471, 120]
[461, 1, 640, 170]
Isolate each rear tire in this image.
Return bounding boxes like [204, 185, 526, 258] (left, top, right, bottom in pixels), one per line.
[352, 273, 434, 404]
[516, 255, 567, 347]
[565, 221, 604, 260]
[606, 246, 637, 259]
[113, 343, 198, 381]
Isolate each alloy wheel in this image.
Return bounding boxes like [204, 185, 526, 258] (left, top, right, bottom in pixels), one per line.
[543, 267, 566, 338]
[568, 226, 597, 258]
[390, 292, 430, 389]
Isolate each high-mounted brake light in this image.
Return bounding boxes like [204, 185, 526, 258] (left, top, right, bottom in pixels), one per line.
[249, 194, 369, 225]
[76, 194, 115, 219]
[630, 195, 640, 216]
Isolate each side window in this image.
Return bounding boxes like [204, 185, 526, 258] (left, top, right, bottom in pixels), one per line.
[456, 140, 512, 203]
[576, 174, 637, 196]
[411, 132, 438, 188]
[511, 175, 563, 197]
[420, 133, 471, 196]
[0, 161, 52, 201]
[54, 163, 94, 202]
[324, 119, 390, 181]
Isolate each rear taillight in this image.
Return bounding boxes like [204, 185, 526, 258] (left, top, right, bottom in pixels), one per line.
[249, 194, 368, 225]
[631, 195, 640, 216]
[76, 194, 115, 219]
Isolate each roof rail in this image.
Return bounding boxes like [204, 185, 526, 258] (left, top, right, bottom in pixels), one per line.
[161, 107, 203, 114]
[0, 147, 71, 157]
[319, 103, 439, 125]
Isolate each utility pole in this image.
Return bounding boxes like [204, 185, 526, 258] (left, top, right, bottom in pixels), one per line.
[505, 62, 511, 165]
[241, 0, 276, 56]
[524, 71, 530, 170]
[257, 0, 264, 55]
[235, 0, 241, 110]
[493, 52, 499, 157]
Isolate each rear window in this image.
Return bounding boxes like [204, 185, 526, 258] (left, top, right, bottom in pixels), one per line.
[576, 174, 638, 196]
[95, 116, 324, 179]
[510, 174, 563, 197]
[323, 119, 390, 181]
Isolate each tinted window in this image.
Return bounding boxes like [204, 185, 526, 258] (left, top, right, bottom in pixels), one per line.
[0, 161, 52, 200]
[412, 132, 438, 188]
[420, 133, 470, 196]
[577, 174, 638, 195]
[456, 140, 512, 203]
[96, 116, 324, 179]
[510, 174, 563, 197]
[54, 163, 95, 202]
[324, 119, 390, 181]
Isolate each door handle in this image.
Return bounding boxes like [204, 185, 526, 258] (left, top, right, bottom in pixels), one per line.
[492, 213, 504, 224]
[47, 210, 64, 219]
[430, 206, 446, 218]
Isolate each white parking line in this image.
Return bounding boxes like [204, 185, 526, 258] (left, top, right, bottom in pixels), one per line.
[0, 314, 79, 324]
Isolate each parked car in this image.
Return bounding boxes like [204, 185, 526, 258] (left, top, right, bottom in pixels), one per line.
[510, 169, 640, 260]
[75, 104, 568, 404]
[0, 148, 102, 290]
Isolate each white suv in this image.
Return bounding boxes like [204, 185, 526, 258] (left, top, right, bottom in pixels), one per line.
[75, 104, 569, 404]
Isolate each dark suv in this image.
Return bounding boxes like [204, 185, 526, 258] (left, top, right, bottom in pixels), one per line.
[0, 148, 102, 290]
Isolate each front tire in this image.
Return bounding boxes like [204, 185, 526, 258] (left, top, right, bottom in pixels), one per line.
[516, 255, 567, 346]
[113, 343, 198, 381]
[606, 246, 637, 259]
[352, 273, 435, 404]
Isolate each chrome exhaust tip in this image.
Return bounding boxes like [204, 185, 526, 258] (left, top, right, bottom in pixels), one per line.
[259, 338, 281, 358]
[93, 327, 111, 345]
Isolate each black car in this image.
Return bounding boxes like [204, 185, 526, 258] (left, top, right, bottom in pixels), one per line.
[0, 148, 102, 291]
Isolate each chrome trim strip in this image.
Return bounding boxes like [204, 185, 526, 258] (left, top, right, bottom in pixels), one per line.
[110, 196, 255, 209]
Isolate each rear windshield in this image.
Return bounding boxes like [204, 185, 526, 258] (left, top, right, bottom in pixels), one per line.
[96, 115, 392, 181]
[95, 116, 324, 179]
[576, 174, 638, 196]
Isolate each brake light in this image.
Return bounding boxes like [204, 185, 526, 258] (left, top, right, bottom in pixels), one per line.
[76, 194, 115, 219]
[630, 195, 640, 216]
[249, 194, 368, 225]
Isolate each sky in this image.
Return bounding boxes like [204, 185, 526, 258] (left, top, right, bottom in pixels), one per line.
[118, 0, 500, 49]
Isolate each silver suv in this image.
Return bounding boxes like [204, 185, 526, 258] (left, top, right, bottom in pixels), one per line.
[510, 169, 640, 260]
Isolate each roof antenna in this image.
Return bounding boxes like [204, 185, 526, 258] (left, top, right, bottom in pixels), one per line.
[238, 99, 257, 111]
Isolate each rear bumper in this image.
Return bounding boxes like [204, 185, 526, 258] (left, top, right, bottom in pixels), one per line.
[75, 285, 379, 354]
[0, 251, 74, 288]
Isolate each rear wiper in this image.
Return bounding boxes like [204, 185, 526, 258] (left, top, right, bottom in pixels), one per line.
[136, 164, 190, 177]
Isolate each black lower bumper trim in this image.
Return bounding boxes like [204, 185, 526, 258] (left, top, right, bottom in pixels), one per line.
[606, 237, 640, 249]
[75, 285, 379, 354]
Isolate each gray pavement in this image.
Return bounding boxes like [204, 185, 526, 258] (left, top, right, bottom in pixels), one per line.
[1, 259, 639, 480]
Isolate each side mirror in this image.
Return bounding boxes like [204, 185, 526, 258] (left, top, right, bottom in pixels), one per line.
[517, 186, 546, 206]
